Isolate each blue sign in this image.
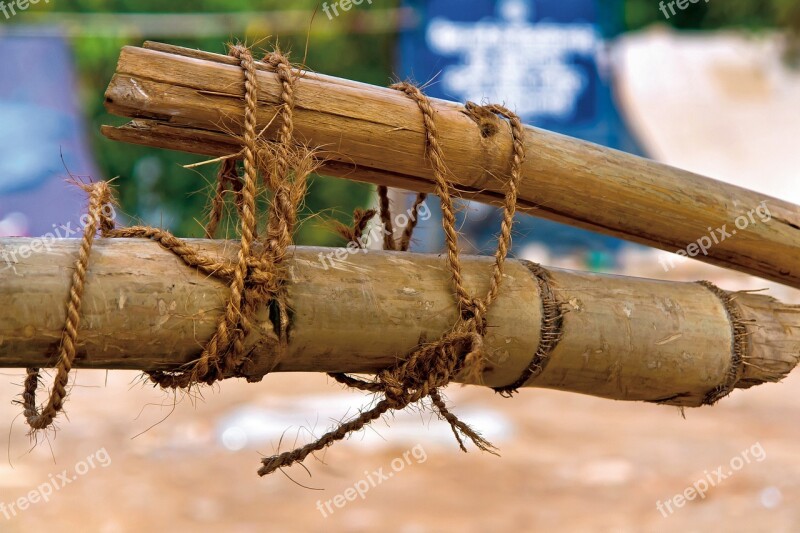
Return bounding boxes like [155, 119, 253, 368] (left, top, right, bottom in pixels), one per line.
[419, 0, 597, 123]
[399, 0, 644, 261]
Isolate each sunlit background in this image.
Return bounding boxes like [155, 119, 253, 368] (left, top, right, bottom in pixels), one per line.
[1, 1, 799, 531]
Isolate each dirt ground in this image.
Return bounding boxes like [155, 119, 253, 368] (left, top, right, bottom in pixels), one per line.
[0, 358, 798, 532]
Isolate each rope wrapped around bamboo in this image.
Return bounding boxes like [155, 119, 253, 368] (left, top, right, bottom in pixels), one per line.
[16, 43, 800, 478]
[20, 43, 541, 476]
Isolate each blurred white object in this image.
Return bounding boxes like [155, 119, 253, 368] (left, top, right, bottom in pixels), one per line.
[614, 27, 800, 205]
[0, 212, 28, 237]
[215, 393, 514, 452]
[760, 486, 783, 509]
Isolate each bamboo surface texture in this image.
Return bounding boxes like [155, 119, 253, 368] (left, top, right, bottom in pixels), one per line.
[101, 42, 800, 288]
[2, 238, 798, 408]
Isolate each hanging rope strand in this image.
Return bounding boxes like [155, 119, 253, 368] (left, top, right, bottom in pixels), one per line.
[258, 85, 526, 475]
[22, 181, 113, 430]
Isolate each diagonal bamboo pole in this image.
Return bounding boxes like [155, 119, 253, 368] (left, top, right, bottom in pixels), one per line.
[1, 238, 797, 408]
[100, 42, 800, 289]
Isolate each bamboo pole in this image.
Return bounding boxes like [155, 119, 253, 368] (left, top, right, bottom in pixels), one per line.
[1, 238, 797, 408]
[100, 42, 800, 289]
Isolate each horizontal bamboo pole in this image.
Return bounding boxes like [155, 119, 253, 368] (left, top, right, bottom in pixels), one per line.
[101, 42, 800, 288]
[1, 238, 798, 408]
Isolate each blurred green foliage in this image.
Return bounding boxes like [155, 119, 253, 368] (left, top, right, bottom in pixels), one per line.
[44, 0, 398, 243]
[625, 0, 800, 36]
[625, 0, 800, 66]
[13, 0, 796, 242]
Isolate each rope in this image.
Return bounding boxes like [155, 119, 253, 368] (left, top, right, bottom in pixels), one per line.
[21, 44, 527, 477]
[696, 280, 749, 405]
[21, 181, 113, 430]
[258, 83, 526, 475]
[21, 44, 302, 427]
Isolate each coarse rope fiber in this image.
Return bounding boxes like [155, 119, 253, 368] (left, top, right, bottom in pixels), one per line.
[20, 44, 527, 476]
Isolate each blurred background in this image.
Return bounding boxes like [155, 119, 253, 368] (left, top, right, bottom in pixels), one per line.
[0, 1, 799, 531]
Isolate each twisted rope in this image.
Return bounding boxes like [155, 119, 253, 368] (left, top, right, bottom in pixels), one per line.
[258, 83, 526, 475]
[21, 44, 303, 428]
[22, 181, 114, 430]
[142, 45, 289, 390]
[22, 46, 527, 478]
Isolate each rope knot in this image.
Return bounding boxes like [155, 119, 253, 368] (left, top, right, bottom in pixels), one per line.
[462, 298, 488, 332]
[227, 43, 249, 60]
[379, 370, 410, 408]
[24, 50, 525, 479]
[260, 80, 526, 476]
